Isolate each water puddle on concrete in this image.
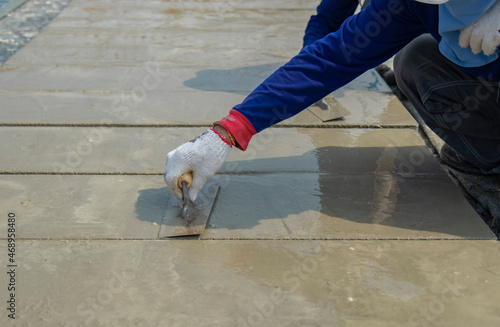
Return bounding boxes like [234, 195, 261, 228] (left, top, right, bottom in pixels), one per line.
[207, 126, 493, 240]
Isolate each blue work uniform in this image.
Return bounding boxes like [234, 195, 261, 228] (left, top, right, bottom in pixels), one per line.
[232, 0, 500, 133]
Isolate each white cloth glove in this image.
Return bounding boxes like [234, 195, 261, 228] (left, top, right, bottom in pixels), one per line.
[165, 129, 231, 201]
[459, 1, 500, 56]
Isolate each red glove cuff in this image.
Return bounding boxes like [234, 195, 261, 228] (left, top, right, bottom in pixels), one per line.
[214, 109, 257, 151]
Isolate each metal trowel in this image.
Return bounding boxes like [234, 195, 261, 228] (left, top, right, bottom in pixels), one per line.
[158, 172, 220, 238]
[307, 94, 351, 122]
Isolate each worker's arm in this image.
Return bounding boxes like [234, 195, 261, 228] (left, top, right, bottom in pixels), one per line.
[165, 0, 429, 199]
[303, 0, 360, 48]
[225, 0, 428, 139]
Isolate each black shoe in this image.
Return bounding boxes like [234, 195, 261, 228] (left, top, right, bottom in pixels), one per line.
[439, 143, 483, 175]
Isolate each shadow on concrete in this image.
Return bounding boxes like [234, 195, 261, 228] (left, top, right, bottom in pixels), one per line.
[135, 187, 169, 226]
[135, 145, 491, 239]
[183, 63, 284, 95]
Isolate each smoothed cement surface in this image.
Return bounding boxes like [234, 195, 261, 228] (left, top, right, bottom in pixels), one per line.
[0, 175, 164, 239]
[203, 173, 494, 240]
[0, 127, 441, 174]
[0, 69, 416, 127]
[0, 240, 499, 326]
[0, 174, 493, 240]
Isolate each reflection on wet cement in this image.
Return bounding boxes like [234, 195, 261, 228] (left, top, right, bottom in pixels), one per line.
[371, 149, 401, 224]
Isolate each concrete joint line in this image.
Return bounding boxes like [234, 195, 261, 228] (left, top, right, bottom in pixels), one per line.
[0, 122, 418, 129]
[0, 171, 446, 176]
[0, 237, 495, 241]
[0, 171, 164, 175]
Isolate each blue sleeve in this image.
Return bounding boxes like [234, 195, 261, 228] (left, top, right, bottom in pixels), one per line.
[303, 0, 359, 48]
[233, 0, 428, 133]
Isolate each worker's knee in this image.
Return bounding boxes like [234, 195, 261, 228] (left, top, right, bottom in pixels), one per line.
[394, 34, 439, 90]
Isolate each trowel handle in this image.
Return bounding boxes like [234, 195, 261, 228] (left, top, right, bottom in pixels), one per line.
[177, 172, 193, 189]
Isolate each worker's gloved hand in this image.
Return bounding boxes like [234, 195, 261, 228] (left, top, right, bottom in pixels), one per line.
[165, 129, 231, 201]
[459, 1, 500, 56]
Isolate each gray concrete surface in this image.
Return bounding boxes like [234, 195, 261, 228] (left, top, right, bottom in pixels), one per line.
[0, 173, 494, 240]
[0, 0, 499, 326]
[1, 240, 500, 326]
[0, 127, 442, 174]
[0, 67, 414, 127]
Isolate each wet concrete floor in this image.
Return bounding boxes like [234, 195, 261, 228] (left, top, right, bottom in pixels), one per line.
[0, 0, 498, 326]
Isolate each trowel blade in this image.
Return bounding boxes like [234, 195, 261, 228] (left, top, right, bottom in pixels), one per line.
[307, 94, 351, 122]
[158, 179, 220, 238]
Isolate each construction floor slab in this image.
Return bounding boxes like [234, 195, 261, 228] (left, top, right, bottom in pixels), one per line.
[6, 26, 304, 68]
[0, 90, 245, 124]
[0, 127, 441, 175]
[0, 175, 165, 239]
[0, 66, 257, 92]
[0, 69, 416, 127]
[0, 240, 499, 327]
[202, 173, 494, 240]
[0, 174, 493, 240]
